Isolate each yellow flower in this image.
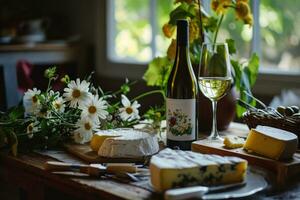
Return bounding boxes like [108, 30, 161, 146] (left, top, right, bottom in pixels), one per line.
[167, 39, 177, 60]
[211, 0, 232, 15]
[162, 23, 175, 38]
[235, 1, 250, 20]
[243, 14, 253, 26]
[189, 20, 199, 42]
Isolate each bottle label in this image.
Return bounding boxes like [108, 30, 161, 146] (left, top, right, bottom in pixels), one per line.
[166, 98, 196, 141]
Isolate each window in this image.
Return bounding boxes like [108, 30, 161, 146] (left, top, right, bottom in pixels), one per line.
[107, 0, 173, 63]
[259, 0, 300, 73]
[107, 0, 300, 74]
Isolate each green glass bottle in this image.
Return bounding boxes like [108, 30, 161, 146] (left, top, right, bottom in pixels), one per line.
[166, 19, 198, 150]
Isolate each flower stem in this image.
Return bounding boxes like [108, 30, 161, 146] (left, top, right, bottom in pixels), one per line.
[197, 0, 204, 44]
[131, 90, 164, 102]
[213, 14, 224, 45]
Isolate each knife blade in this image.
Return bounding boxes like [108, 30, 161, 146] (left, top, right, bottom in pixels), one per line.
[164, 181, 246, 200]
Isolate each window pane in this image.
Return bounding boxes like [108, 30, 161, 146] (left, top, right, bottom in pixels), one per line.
[155, 0, 174, 57]
[260, 0, 300, 72]
[113, 0, 151, 62]
[218, 8, 253, 60]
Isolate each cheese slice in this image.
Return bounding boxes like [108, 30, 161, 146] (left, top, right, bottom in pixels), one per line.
[224, 135, 245, 149]
[150, 148, 247, 192]
[90, 134, 120, 152]
[93, 129, 159, 158]
[244, 126, 298, 160]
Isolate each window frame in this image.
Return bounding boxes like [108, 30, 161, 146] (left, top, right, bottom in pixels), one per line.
[101, 0, 300, 95]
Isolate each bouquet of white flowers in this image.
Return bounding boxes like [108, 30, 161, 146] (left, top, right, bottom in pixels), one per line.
[0, 67, 165, 155]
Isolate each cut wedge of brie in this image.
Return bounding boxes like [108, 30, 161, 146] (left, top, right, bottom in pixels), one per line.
[91, 129, 159, 158]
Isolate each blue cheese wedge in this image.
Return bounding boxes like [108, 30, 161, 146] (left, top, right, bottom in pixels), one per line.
[150, 148, 247, 192]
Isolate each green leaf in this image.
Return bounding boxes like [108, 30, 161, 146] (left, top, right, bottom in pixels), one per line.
[120, 84, 130, 94]
[203, 17, 218, 33]
[190, 39, 202, 64]
[143, 57, 172, 88]
[169, 3, 194, 25]
[247, 53, 259, 87]
[231, 59, 241, 88]
[8, 106, 24, 120]
[226, 39, 236, 54]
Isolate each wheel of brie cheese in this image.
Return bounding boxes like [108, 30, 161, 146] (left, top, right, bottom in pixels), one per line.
[92, 128, 160, 158]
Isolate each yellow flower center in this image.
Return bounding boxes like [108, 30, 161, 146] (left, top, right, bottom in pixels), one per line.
[27, 124, 33, 132]
[55, 103, 61, 109]
[84, 122, 91, 130]
[72, 89, 81, 98]
[32, 96, 38, 103]
[126, 107, 133, 114]
[88, 106, 97, 114]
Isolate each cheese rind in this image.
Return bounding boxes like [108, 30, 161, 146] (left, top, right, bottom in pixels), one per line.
[244, 126, 298, 160]
[150, 148, 247, 192]
[95, 129, 159, 158]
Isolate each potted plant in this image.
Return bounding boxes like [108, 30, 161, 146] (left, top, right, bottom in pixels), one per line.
[144, 0, 259, 131]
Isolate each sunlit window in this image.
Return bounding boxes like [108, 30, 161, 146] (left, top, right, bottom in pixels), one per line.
[107, 0, 173, 63]
[260, 0, 300, 72]
[108, 0, 300, 73]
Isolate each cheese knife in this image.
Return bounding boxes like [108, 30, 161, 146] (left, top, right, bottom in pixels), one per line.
[164, 182, 246, 200]
[44, 161, 149, 177]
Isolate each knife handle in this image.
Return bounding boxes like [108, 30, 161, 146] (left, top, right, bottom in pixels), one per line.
[106, 163, 137, 174]
[44, 161, 90, 173]
[164, 186, 209, 200]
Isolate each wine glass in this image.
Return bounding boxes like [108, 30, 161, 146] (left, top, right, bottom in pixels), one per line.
[198, 43, 232, 141]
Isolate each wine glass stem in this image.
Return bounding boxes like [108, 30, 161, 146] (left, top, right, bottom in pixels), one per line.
[211, 100, 219, 139]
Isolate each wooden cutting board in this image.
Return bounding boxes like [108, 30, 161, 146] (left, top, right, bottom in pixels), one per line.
[64, 143, 149, 164]
[192, 137, 300, 185]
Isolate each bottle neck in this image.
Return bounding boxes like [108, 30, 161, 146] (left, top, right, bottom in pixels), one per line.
[175, 43, 189, 61]
[177, 23, 188, 46]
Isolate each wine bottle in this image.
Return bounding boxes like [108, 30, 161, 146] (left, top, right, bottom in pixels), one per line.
[166, 19, 198, 150]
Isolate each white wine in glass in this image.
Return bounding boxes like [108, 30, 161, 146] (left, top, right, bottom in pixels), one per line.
[198, 43, 232, 141]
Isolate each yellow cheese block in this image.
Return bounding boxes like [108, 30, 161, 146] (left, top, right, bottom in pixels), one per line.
[244, 126, 298, 160]
[224, 135, 245, 149]
[90, 134, 119, 152]
[150, 148, 247, 192]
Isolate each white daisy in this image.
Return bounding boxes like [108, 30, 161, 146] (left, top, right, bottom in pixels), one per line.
[23, 88, 41, 115]
[74, 118, 100, 143]
[73, 131, 85, 144]
[53, 96, 65, 113]
[80, 95, 108, 123]
[63, 78, 91, 108]
[119, 94, 141, 122]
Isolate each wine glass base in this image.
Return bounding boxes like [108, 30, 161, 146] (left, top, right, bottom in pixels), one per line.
[207, 134, 224, 141]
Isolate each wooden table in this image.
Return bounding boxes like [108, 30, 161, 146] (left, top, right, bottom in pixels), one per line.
[0, 151, 158, 200]
[0, 43, 80, 108]
[1, 123, 300, 200]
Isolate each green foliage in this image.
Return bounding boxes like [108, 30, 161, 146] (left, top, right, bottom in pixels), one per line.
[231, 52, 260, 117]
[226, 38, 237, 54]
[169, 2, 195, 25]
[143, 57, 172, 90]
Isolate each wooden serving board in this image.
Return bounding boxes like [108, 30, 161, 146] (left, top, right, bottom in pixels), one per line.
[64, 143, 149, 164]
[192, 138, 300, 185]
